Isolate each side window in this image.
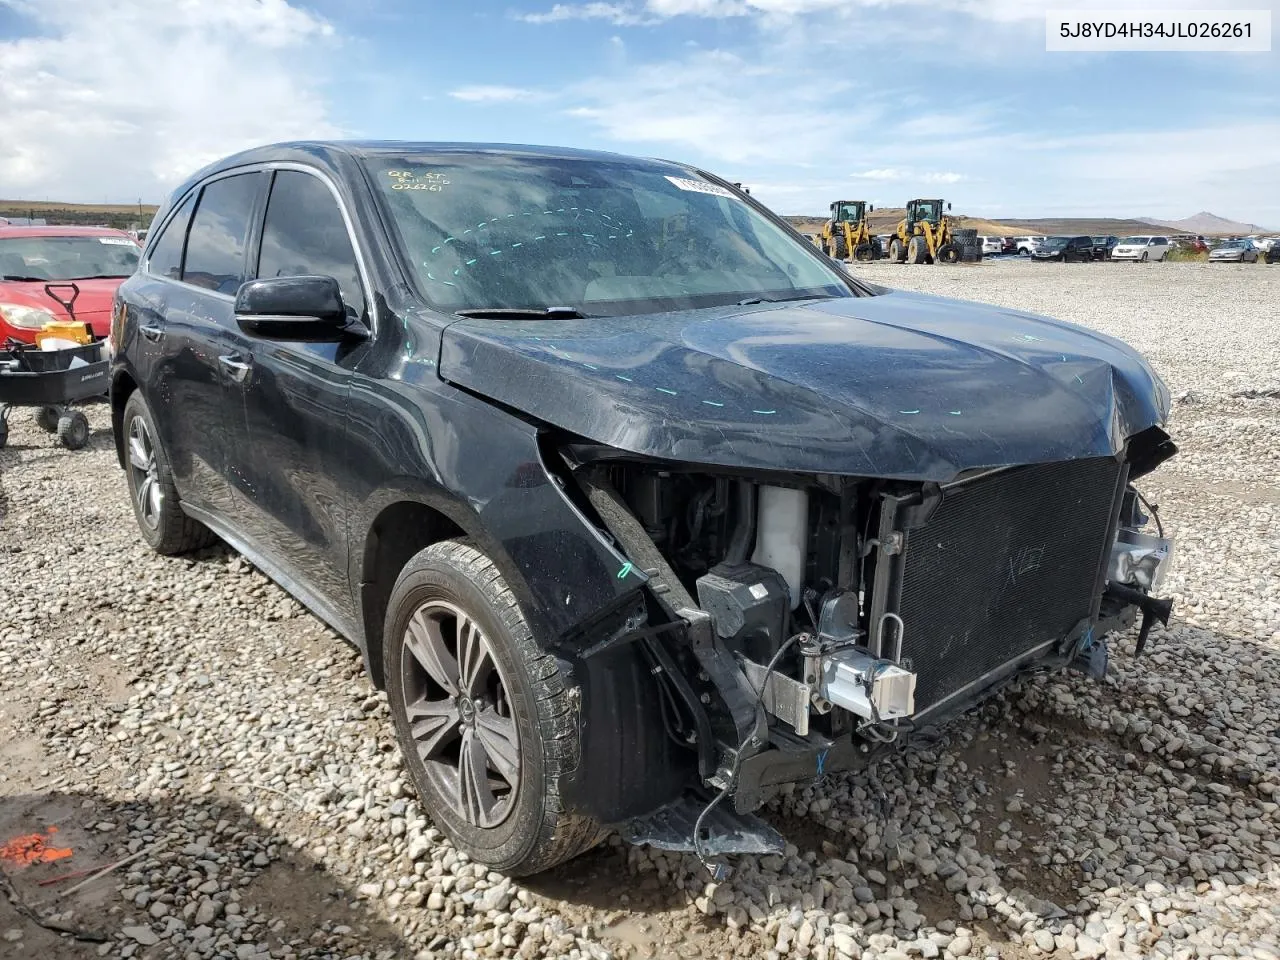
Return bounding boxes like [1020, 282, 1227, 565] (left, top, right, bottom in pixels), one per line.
[147, 193, 195, 281]
[257, 170, 367, 322]
[183, 173, 262, 295]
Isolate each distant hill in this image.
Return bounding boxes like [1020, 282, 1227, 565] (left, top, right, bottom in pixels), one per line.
[993, 217, 1164, 236]
[1139, 211, 1275, 235]
[0, 199, 158, 231]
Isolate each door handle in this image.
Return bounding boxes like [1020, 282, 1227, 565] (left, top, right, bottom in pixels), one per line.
[139, 324, 163, 342]
[218, 354, 251, 383]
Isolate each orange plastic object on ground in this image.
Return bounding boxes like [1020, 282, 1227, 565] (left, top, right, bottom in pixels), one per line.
[36, 320, 92, 347]
[0, 826, 73, 867]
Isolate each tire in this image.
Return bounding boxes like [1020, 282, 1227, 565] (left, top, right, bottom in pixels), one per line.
[889, 238, 906, 263]
[832, 232, 848, 260]
[853, 242, 874, 262]
[122, 391, 217, 554]
[908, 235, 929, 264]
[35, 405, 60, 433]
[56, 410, 90, 450]
[0, 419, 7, 450]
[384, 539, 604, 876]
[936, 243, 960, 264]
[1140, 252, 1148, 262]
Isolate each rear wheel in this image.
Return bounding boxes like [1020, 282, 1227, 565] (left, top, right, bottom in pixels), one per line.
[889, 238, 906, 263]
[384, 539, 603, 875]
[832, 232, 848, 260]
[35, 405, 60, 433]
[853, 242, 874, 262]
[908, 235, 929, 264]
[936, 243, 960, 264]
[122, 392, 217, 554]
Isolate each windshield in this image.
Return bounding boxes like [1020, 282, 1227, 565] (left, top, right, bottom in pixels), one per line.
[1219, 240, 1246, 249]
[1041, 237, 1069, 249]
[833, 202, 863, 222]
[0, 235, 140, 280]
[1119, 237, 1149, 245]
[365, 154, 851, 315]
[912, 201, 941, 223]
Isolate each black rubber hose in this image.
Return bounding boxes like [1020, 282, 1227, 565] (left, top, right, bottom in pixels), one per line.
[724, 481, 757, 565]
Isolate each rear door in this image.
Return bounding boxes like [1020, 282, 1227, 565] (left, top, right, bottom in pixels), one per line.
[219, 167, 373, 623]
[134, 172, 265, 518]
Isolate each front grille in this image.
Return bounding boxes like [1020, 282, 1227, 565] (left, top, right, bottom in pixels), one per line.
[873, 457, 1124, 714]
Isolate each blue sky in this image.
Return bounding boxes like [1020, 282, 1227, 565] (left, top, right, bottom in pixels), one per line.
[1, 0, 1277, 223]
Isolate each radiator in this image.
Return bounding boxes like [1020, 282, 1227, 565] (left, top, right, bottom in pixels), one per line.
[868, 456, 1126, 716]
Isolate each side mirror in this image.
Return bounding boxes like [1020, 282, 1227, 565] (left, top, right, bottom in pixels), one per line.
[234, 276, 366, 341]
[869, 204, 874, 212]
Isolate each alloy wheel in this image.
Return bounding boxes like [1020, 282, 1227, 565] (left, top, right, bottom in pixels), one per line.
[127, 416, 163, 530]
[400, 600, 521, 828]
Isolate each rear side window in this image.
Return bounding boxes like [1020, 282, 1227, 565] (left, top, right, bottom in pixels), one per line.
[147, 193, 195, 281]
[257, 170, 366, 322]
[183, 173, 262, 295]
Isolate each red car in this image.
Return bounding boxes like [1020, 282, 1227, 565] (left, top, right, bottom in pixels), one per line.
[0, 226, 141, 344]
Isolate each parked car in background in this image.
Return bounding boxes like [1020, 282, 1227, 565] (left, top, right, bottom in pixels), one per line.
[1090, 235, 1119, 260]
[1032, 236, 1094, 262]
[110, 139, 1178, 876]
[1208, 239, 1259, 263]
[1111, 236, 1171, 262]
[1267, 245, 1279, 264]
[1253, 236, 1278, 253]
[1012, 236, 1047, 256]
[1000, 237, 1018, 255]
[980, 236, 1003, 256]
[0, 225, 141, 343]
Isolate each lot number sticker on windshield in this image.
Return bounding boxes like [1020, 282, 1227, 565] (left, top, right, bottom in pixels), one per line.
[98, 237, 135, 245]
[665, 176, 738, 199]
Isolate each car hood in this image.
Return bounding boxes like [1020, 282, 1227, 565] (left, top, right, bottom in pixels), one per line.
[0, 277, 122, 332]
[438, 290, 1170, 481]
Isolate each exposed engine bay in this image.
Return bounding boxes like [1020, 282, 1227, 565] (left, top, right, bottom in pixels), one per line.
[566, 432, 1176, 864]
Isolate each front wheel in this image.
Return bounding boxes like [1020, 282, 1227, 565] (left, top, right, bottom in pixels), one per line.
[384, 539, 603, 875]
[853, 242, 875, 262]
[56, 410, 90, 450]
[936, 243, 960, 264]
[889, 238, 906, 263]
[1140, 251, 1149, 262]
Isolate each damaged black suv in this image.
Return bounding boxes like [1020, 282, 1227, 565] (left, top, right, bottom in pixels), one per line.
[110, 142, 1176, 876]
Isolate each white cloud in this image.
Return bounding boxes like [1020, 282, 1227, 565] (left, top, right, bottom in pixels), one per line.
[521, 0, 1243, 27]
[516, 2, 654, 25]
[853, 168, 966, 184]
[448, 85, 545, 103]
[0, 0, 339, 202]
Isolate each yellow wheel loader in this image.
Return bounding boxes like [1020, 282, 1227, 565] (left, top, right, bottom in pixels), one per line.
[887, 199, 962, 265]
[819, 201, 881, 262]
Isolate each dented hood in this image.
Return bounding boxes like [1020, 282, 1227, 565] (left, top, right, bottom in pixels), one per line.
[438, 289, 1171, 481]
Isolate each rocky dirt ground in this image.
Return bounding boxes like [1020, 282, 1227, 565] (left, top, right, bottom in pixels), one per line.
[1, 261, 1277, 960]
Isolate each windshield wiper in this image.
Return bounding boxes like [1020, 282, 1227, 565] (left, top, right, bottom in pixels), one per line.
[74, 273, 132, 279]
[2, 275, 49, 282]
[736, 294, 833, 306]
[454, 306, 589, 320]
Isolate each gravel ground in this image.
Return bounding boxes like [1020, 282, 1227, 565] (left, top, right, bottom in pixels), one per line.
[1, 259, 1278, 960]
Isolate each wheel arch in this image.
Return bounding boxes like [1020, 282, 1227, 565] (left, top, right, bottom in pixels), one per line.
[110, 367, 139, 470]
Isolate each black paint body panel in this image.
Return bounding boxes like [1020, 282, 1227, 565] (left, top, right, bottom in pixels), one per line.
[110, 141, 1173, 824]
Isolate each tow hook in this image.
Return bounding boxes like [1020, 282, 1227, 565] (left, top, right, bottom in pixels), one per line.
[1105, 583, 1175, 655]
